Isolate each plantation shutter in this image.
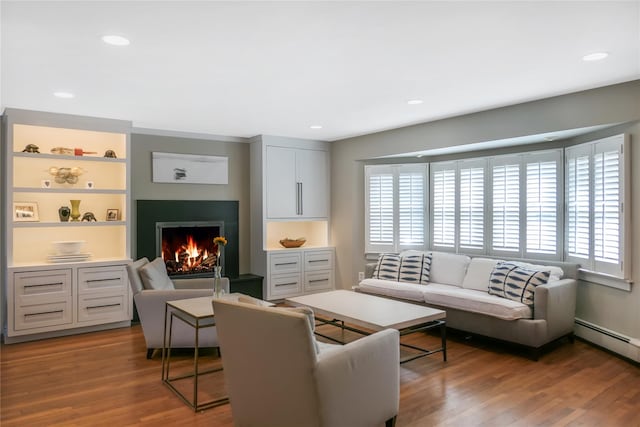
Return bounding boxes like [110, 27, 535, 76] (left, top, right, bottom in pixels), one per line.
[525, 152, 560, 257]
[398, 169, 425, 247]
[459, 164, 484, 251]
[492, 160, 520, 252]
[365, 166, 394, 252]
[566, 146, 591, 260]
[431, 165, 455, 248]
[593, 141, 622, 274]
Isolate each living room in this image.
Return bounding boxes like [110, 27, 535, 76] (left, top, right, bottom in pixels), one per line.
[2, 1, 640, 426]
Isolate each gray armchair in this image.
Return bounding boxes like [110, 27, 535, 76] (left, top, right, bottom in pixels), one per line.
[126, 257, 229, 359]
[212, 298, 400, 427]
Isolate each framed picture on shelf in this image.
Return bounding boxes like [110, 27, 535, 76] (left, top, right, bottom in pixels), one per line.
[106, 208, 120, 221]
[13, 202, 40, 222]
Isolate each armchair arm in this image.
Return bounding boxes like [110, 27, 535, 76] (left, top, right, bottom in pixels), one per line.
[172, 277, 229, 292]
[534, 278, 577, 339]
[314, 329, 399, 427]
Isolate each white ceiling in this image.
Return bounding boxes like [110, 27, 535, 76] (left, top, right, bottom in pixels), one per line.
[2, 1, 639, 142]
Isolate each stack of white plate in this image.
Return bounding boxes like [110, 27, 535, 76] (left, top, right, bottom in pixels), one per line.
[48, 240, 91, 263]
[47, 253, 92, 263]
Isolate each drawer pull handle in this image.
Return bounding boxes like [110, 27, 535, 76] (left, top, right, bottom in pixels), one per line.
[309, 279, 329, 283]
[85, 278, 120, 283]
[25, 310, 64, 317]
[275, 282, 298, 287]
[275, 262, 298, 267]
[24, 282, 64, 288]
[308, 259, 329, 263]
[87, 303, 121, 310]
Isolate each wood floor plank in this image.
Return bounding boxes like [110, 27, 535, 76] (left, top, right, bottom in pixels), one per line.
[1, 324, 639, 426]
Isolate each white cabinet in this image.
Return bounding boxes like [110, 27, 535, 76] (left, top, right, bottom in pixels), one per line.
[266, 146, 329, 219]
[1, 109, 132, 343]
[266, 248, 334, 300]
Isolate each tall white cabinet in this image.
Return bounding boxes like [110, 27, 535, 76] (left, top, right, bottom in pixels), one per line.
[1, 109, 132, 343]
[250, 135, 334, 301]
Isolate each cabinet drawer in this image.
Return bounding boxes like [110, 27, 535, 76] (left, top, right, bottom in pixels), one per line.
[304, 270, 333, 292]
[270, 273, 302, 298]
[304, 250, 334, 271]
[15, 270, 72, 306]
[78, 266, 128, 294]
[269, 253, 302, 274]
[78, 294, 129, 323]
[15, 301, 72, 331]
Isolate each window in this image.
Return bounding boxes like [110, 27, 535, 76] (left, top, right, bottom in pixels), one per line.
[431, 164, 455, 249]
[491, 159, 520, 253]
[566, 135, 628, 278]
[459, 164, 484, 250]
[365, 164, 427, 253]
[526, 152, 561, 257]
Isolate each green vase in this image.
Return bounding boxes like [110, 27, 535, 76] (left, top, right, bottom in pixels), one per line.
[70, 199, 81, 221]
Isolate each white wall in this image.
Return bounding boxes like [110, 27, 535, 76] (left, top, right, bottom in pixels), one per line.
[330, 80, 640, 350]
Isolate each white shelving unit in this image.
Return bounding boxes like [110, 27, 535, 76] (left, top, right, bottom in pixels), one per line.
[250, 135, 334, 301]
[2, 109, 133, 343]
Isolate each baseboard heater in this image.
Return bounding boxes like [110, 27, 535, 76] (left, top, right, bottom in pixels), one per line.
[574, 318, 640, 363]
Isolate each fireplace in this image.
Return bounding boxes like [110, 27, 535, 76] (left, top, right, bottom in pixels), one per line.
[156, 221, 224, 277]
[137, 200, 239, 279]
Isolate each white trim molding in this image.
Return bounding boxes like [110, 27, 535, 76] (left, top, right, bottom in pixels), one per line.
[574, 318, 640, 363]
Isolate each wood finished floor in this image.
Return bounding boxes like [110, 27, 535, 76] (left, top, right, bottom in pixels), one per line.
[1, 324, 639, 427]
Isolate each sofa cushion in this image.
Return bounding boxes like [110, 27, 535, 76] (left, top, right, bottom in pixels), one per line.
[138, 257, 175, 291]
[429, 252, 471, 287]
[488, 262, 550, 308]
[398, 253, 432, 285]
[462, 258, 502, 292]
[357, 278, 425, 302]
[372, 253, 401, 281]
[423, 284, 532, 320]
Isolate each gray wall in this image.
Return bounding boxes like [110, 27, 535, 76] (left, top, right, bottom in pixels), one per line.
[330, 80, 640, 342]
[131, 133, 251, 274]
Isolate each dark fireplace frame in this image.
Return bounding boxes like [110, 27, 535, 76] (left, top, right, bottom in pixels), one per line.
[136, 200, 239, 278]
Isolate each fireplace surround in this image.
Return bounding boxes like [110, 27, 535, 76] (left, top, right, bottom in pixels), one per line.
[136, 200, 239, 278]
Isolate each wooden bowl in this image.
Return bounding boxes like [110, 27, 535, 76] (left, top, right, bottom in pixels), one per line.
[279, 238, 306, 248]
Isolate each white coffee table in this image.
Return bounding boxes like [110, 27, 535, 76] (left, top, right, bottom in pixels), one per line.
[287, 290, 447, 363]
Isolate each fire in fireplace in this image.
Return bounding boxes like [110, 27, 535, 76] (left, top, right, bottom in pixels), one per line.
[156, 221, 224, 276]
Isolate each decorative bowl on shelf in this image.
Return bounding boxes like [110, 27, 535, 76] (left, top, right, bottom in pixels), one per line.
[279, 238, 306, 248]
[52, 240, 86, 255]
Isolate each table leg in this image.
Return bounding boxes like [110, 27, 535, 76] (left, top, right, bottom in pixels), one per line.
[162, 304, 168, 380]
[193, 318, 199, 410]
[441, 322, 447, 362]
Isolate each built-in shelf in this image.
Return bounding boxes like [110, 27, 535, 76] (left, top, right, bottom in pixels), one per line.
[13, 221, 126, 228]
[13, 152, 126, 162]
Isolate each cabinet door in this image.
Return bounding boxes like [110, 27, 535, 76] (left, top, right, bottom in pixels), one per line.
[297, 149, 329, 218]
[266, 146, 297, 218]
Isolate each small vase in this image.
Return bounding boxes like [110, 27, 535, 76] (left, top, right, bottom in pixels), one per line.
[213, 265, 224, 298]
[58, 206, 71, 222]
[70, 199, 81, 222]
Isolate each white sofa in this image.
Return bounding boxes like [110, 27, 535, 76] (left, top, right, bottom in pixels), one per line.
[354, 251, 578, 359]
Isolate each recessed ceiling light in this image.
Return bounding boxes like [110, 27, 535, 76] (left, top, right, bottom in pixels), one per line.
[582, 52, 608, 62]
[310, 125, 323, 129]
[407, 99, 423, 105]
[102, 35, 130, 46]
[53, 91, 74, 99]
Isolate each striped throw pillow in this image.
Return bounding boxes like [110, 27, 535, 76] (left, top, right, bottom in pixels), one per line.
[488, 262, 550, 308]
[399, 253, 432, 285]
[372, 253, 401, 280]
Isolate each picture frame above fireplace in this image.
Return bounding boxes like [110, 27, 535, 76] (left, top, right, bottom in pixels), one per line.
[152, 152, 228, 184]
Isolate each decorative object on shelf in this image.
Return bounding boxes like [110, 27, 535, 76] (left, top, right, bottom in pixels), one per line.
[48, 166, 85, 184]
[86, 181, 94, 189]
[104, 149, 117, 158]
[70, 199, 81, 221]
[22, 144, 40, 153]
[213, 236, 228, 297]
[13, 202, 40, 222]
[58, 206, 71, 222]
[279, 237, 306, 248]
[52, 240, 86, 255]
[106, 208, 119, 221]
[50, 147, 97, 156]
[42, 179, 51, 188]
[81, 212, 97, 222]
[152, 152, 229, 184]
